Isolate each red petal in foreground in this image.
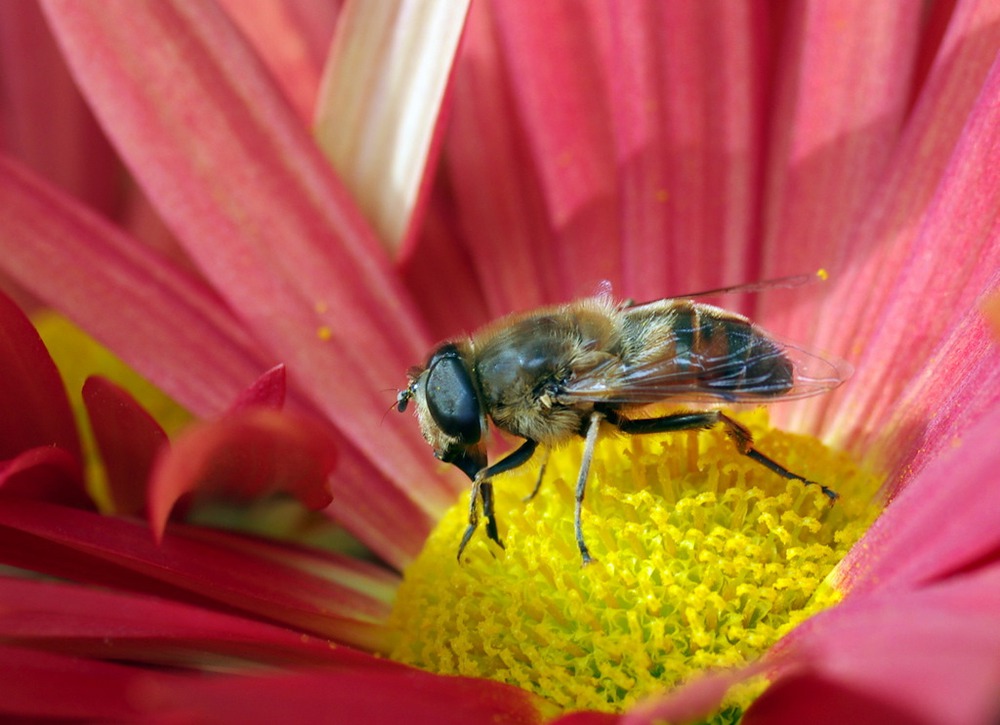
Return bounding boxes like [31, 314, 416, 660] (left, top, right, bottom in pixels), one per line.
[0, 644, 549, 724]
[0, 446, 90, 509]
[83, 376, 168, 516]
[0, 289, 80, 463]
[0, 499, 393, 650]
[0, 575, 380, 669]
[148, 409, 336, 540]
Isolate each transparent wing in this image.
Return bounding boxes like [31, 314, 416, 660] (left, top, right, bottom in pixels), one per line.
[561, 333, 852, 406]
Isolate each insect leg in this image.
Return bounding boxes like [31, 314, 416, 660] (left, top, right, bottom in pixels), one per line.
[480, 480, 504, 549]
[523, 448, 551, 502]
[482, 438, 538, 478]
[456, 439, 539, 561]
[716, 413, 838, 501]
[607, 410, 838, 501]
[575, 412, 604, 565]
[457, 476, 482, 562]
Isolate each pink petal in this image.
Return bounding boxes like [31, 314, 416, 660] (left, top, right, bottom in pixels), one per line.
[0, 498, 396, 651]
[131, 663, 548, 725]
[756, 2, 922, 336]
[607, 1, 767, 302]
[0, 157, 273, 417]
[0, 645, 547, 724]
[836, 404, 1000, 595]
[0, 1, 118, 212]
[41, 1, 444, 498]
[823, 45, 1000, 456]
[398, 193, 491, 339]
[0, 646, 147, 721]
[0, 446, 89, 509]
[618, 665, 764, 725]
[314, 0, 469, 251]
[216, 0, 340, 123]
[147, 409, 337, 539]
[227, 364, 287, 413]
[83, 376, 168, 516]
[753, 567, 1000, 725]
[797, 0, 1000, 440]
[440, 1, 563, 314]
[0, 289, 80, 463]
[0, 575, 379, 669]
[0, 161, 440, 567]
[474, 3, 622, 300]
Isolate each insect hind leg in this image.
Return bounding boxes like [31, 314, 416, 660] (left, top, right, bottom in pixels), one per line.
[607, 409, 838, 501]
[716, 412, 839, 501]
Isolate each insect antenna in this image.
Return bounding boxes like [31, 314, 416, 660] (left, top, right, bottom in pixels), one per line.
[669, 269, 828, 300]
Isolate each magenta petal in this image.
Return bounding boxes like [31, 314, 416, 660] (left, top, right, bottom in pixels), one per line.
[148, 409, 336, 539]
[83, 376, 168, 516]
[0, 446, 89, 508]
[227, 364, 287, 413]
[0, 289, 80, 463]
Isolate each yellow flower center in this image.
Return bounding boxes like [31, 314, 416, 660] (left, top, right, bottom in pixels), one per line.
[387, 410, 880, 716]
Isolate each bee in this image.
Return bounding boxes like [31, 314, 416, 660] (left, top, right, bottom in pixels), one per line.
[397, 286, 850, 564]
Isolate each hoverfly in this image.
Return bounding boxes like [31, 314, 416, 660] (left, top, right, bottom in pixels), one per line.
[397, 278, 850, 564]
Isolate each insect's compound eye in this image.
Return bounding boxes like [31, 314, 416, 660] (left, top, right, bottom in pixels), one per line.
[425, 345, 482, 445]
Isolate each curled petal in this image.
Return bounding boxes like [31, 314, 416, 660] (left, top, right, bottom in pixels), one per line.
[148, 408, 337, 540]
[0, 446, 88, 508]
[0, 289, 80, 462]
[226, 364, 287, 413]
[83, 376, 168, 516]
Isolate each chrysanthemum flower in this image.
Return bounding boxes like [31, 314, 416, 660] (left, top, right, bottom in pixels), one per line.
[1, 1, 998, 723]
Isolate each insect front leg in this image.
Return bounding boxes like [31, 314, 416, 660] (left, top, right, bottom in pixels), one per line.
[456, 439, 539, 562]
[522, 448, 551, 502]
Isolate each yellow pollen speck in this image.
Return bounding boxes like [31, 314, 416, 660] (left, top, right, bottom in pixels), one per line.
[316, 325, 333, 341]
[387, 410, 881, 717]
[816, 268, 829, 281]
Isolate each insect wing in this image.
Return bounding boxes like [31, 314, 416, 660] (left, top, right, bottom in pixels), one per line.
[561, 335, 851, 406]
